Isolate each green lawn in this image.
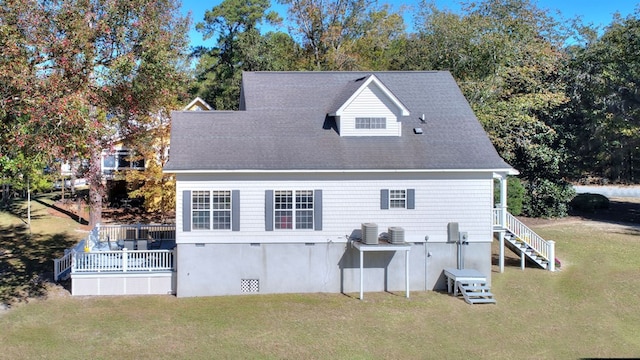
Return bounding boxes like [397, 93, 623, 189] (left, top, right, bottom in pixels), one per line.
[1, 199, 640, 359]
[0, 194, 85, 304]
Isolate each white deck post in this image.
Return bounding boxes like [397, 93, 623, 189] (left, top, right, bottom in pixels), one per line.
[359, 250, 364, 299]
[54, 258, 59, 281]
[405, 249, 410, 298]
[521, 249, 525, 270]
[498, 231, 505, 273]
[122, 248, 128, 272]
[548, 240, 555, 272]
[499, 174, 508, 273]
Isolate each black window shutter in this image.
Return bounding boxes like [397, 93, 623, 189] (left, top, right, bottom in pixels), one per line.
[407, 189, 415, 209]
[314, 190, 323, 231]
[265, 190, 274, 231]
[232, 190, 240, 231]
[183, 190, 191, 232]
[380, 189, 389, 209]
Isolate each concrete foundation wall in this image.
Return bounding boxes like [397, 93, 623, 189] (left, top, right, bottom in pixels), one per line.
[176, 241, 491, 297]
[71, 272, 176, 296]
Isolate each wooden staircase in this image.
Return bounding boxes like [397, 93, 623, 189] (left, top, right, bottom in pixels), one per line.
[443, 268, 496, 305]
[494, 209, 557, 271]
[456, 280, 496, 304]
[504, 232, 550, 270]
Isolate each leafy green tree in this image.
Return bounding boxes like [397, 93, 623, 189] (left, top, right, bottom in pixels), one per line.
[278, 0, 406, 70]
[561, 11, 640, 183]
[407, 0, 574, 217]
[193, 0, 294, 109]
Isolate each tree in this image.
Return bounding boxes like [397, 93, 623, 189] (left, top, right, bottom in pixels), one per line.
[407, 0, 574, 217]
[1, 0, 190, 226]
[124, 109, 175, 222]
[278, 0, 406, 70]
[561, 11, 640, 183]
[192, 0, 291, 110]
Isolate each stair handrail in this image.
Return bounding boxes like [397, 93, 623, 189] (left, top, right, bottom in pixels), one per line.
[503, 211, 551, 261]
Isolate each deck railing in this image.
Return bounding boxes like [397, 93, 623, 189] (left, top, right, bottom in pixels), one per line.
[73, 249, 174, 273]
[53, 223, 176, 281]
[54, 250, 74, 281]
[99, 224, 176, 243]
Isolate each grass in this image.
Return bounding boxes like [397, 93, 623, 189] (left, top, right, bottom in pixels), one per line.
[1, 198, 640, 359]
[0, 193, 85, 304]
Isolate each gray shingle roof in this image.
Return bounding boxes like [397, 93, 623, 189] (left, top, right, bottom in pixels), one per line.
[164, 71, 514, 172]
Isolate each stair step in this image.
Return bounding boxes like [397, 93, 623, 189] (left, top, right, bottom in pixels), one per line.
[460, 284, 491, 291]
[466, 298, 497, 304]
[465, 291, 494, 297]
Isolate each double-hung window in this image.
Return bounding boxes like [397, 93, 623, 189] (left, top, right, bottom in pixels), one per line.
[274, 190, 314, 230]
[265, 190, 322, 231]
[192, 190, 232, 230]
[192, 191, 211, 230]
[389, 189, 407, 209]
[380, 189, 415, 210]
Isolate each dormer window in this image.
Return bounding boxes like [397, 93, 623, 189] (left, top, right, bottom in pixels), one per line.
[355, 117, 386, 129]
[330, 75, 409, 137]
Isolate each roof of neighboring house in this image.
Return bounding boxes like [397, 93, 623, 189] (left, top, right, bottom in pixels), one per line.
[164, 71, 515, 173]
[183, 97, 213, 111]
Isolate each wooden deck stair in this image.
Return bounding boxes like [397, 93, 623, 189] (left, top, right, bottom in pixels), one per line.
[504, 232, 550, 270]
[456, 280, 497, 304]
[444, 268, 496, 305]
[494, 209, 557, 271]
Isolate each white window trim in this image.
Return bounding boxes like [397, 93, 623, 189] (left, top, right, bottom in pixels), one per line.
[273, 190, 315, 230]
[389, 189, 407, 209]
[192, 190, 233, 231]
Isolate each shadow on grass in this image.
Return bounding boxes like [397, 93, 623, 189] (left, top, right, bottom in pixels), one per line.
[32, 197, 88, 225]
[0, 224, 78, 304]
[569, 198, 640, 233]
[1, 199, 47, 224]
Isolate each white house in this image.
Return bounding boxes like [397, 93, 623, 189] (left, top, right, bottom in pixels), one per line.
[164, 71, 520, 298]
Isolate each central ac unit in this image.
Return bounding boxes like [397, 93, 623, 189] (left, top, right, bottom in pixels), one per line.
[388, 227, 405, 244]
[361, 223, 379, 244]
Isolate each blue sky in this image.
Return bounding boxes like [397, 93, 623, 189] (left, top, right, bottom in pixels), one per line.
[180, 0, 638, 49]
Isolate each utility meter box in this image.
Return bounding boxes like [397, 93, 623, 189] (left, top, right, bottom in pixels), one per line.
[447, 222, 459, 243]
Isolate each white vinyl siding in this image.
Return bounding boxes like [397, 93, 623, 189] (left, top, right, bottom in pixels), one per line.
[175, 172, 494, 245]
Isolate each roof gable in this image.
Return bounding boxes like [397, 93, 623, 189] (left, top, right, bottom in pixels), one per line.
[330, 74, 410, 117]
[183, 97, 213, 111]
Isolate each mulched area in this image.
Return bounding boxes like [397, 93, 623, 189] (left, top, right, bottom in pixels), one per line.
[48, 199, 174, 225]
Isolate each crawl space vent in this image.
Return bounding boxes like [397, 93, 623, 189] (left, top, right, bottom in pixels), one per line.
[241, 279, 259, 293]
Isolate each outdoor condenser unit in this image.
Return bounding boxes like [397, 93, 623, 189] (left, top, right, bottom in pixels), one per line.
[361, 223, 379, 244]
[388, 227, 405, 244]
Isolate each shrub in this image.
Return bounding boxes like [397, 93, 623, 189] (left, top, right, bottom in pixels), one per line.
[494, 176, 525, 216]
[570, 193, 610, 213]
[523, 179, 575, 218]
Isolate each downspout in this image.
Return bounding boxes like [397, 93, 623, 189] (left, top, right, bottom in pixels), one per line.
[424, 235, 429, 291]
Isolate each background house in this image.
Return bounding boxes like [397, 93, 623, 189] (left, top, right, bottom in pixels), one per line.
[164, 71, 516, 297]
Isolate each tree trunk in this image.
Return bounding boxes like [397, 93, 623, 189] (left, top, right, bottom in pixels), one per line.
[88, 146, 103, 227]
